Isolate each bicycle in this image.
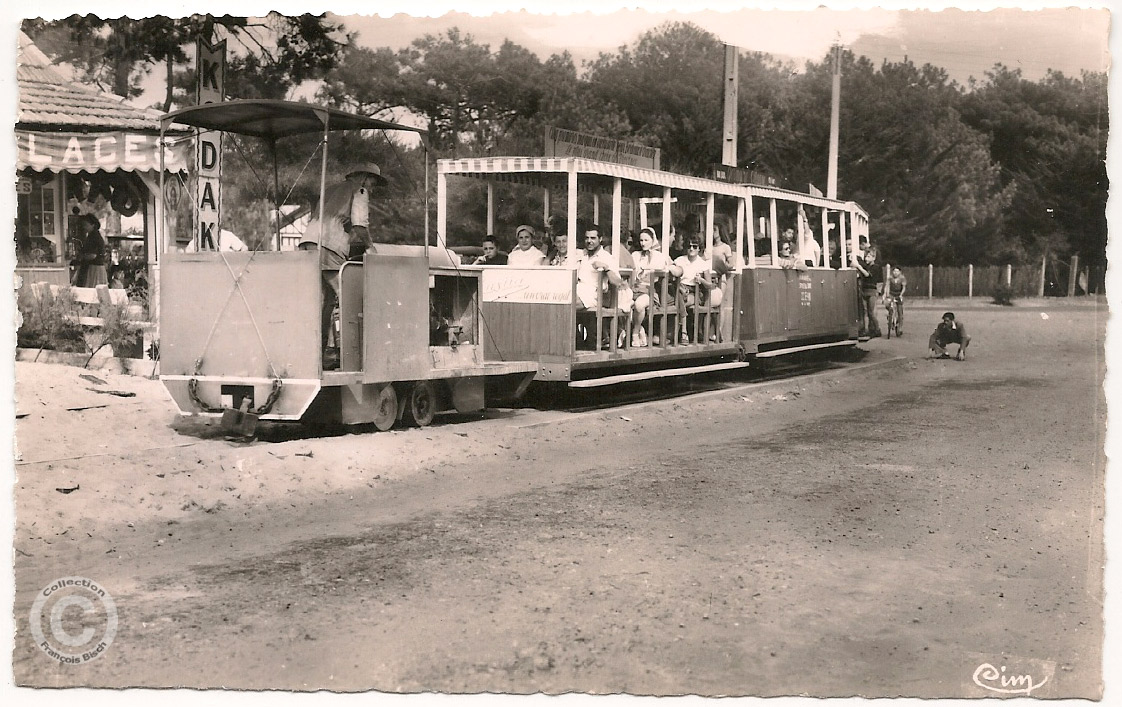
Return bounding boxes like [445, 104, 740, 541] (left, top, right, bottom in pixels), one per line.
[884, 295, 902, 338]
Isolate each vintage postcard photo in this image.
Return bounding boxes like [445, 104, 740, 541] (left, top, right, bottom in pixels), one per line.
[4, 0, 1113, 702]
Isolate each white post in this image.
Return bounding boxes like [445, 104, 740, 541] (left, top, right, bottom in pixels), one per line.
[968, 264, 974, 298]
[745, 196, 755, 268]
[437, 170, 447, 250]
[827, 43, 841, 200]
[317, 118, 330, 245]
[486, 182, 494, 236]
[928, 264, 933, 299]
[662, 187, 672, 247]
[1039, 252, 1046, 297]
[819, 208, 828, 267]
[722, 44, 739, 167]
[736, 197, 746, 270]
[769, 198, 779, 262]
[705, 192, 715, 253]
[1005, 263, 1012, 286]
[543, 187, 551, 229]
[593, 193, 600, 227]
[611, 178, 622, 256]
[839, 207, 848, 269]
[567, 168, 579, 256]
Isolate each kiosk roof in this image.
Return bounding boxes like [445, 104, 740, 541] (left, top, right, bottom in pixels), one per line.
[160, 99, 423, 140]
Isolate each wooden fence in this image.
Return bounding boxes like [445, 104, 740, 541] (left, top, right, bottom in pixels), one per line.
[888, 261, 1099, 300]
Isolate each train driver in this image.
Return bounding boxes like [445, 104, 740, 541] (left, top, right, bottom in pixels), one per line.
[298, 163, 386, 366]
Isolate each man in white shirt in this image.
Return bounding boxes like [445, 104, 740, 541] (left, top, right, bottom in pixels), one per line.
[574, 227, 622, 310]
[506, 224, 547, 266]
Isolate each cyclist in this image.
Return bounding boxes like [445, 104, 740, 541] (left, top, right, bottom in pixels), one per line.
[885, 266, 907, 335]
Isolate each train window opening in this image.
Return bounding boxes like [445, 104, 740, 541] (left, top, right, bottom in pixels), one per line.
[430, 273, 479, 347]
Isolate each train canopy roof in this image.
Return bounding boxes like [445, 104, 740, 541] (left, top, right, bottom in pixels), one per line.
[160, 99, 424, 140]
[438, 156, 867, 216]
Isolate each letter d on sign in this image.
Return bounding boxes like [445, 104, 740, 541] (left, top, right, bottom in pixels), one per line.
[200, 141, 218, 171]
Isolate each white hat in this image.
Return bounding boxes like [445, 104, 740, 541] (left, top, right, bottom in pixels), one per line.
[346, 163, 388, 185]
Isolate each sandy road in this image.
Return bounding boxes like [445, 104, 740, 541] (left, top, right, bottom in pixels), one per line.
[12, 300, 1105, 697]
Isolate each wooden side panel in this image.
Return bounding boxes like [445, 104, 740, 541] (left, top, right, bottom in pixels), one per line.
[362, 255, 431, 383]
[338, 262, 364, 371]
[481, 302, 574, 360]
[480, 267, 576, 360]
[753, 268, 791, 340]
[160, 250, 320, 379]
[735, 271, 757, 343]
[739, 267, 858, 345]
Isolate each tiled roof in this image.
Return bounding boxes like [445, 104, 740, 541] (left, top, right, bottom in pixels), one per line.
[17, 31, 170, 132]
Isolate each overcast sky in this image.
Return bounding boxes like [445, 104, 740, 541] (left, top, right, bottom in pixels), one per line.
[337, 4, 1109, 86]
[8, 1, 1111, 88]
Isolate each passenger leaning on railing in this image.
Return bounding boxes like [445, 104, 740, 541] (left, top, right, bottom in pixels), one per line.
[630, 227, 682, 347]
[574, 226, 623, 348]
[673, 236, 720, 343]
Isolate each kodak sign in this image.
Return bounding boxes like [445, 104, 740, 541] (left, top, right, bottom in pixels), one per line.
[195, 39, 226, 250]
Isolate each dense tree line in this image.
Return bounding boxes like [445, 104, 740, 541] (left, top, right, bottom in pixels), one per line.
[25, 17, 1106, 268]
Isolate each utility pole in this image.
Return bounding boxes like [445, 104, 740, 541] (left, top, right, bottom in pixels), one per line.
[826, 42, 841, 200]
[722, 44, 739, 167]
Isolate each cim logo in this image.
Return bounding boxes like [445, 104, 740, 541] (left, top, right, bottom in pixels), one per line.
[972, 661, 1050, 696]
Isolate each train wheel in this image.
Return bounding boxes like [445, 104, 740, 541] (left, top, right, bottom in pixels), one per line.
[373, 384, 399, 432]
[403, 381, 436, 428]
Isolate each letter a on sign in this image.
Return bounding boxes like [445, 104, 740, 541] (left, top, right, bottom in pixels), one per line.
[194, 39, 226, 250]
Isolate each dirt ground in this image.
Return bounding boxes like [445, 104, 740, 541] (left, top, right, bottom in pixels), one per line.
[10, 297, 1106, 698]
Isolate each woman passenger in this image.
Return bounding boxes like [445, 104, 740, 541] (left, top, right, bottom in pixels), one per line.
[672, 235, 717, 343]
[630, 227, 682, 346]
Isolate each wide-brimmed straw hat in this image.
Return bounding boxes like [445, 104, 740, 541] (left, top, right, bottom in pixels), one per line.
[346, 163, 388, 185]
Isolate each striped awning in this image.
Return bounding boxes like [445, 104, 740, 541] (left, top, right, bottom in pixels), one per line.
[16, 129, 193, 174]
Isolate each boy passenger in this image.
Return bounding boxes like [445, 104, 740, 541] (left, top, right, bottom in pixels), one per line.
[473, 235, 508, 265]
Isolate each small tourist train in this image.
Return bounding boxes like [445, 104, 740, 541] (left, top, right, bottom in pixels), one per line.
[157, 99, 870, 431]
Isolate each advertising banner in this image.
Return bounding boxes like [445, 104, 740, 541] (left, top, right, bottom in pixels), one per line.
[16, 131, 192, 173]
[195, 39, 226, 250]
[544, 126, 660, 170]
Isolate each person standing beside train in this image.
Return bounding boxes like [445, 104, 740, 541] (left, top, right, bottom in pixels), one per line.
[853, 244, 883, 338]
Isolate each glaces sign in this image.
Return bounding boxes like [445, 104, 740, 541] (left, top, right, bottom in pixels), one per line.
[16, 132, 191, 173]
